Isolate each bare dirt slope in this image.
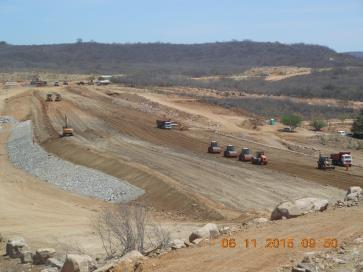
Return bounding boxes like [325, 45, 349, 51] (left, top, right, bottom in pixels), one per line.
[143, 207, 363, 272]
[0, 89, 105, 254]
[0, 87, 201, 255]
[6, 85, 362, 222]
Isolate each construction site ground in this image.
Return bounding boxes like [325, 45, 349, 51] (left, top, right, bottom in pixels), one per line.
[1, 84, 363, 271]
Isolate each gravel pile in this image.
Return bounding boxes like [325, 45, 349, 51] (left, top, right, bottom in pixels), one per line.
[0, 116, 18, 125]
[7, 120, 144, 202]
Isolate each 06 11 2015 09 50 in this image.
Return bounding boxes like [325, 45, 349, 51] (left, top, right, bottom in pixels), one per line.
[218, 238, 338, 249]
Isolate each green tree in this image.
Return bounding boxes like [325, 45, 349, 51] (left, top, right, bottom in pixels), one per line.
[310, 119, 327, 131]
[281, 114, 303, 131]
[352, 109, 363, 138]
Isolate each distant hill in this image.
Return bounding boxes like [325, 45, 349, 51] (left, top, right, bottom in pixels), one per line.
[0, 41, 361, 75]
[346, 52, 363, 59]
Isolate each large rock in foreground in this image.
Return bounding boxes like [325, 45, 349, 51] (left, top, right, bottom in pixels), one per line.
[345, 186, 363, 202]
[93, 250, 146, 272]
[6, 237, 28, 258]
[271, 197, 329, 220]
[61, 254, 96, 272]
[33, 248, 56, 264]
[189, 223, 219, 242]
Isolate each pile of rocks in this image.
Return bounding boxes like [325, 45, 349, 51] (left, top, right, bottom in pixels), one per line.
[3, 235, 146, 272]
[4, 236, 64, 272]
[280, 235, 363, 272]
[7, 120, 144, 202]
[0, 116, 18, 125]
[334, 186, 363, 208]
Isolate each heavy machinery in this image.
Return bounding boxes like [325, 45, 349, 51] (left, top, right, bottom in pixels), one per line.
[239, 147, 253, 162]
[252, 151, 268, 165]
[55, 93, 62, 102]
[208, 141, 222, 154]
[330, 152, 352, 167]
[156, 120, 172, 129]
[62, 115, 74, 137]
[224, 145, 238, 158]
[46, 93, 53, 102]
[317, 154, 335, 170]
[54, 81, 59, 86]
[35, 80, 47, 87]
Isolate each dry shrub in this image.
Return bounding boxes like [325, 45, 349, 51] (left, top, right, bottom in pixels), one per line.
[93, 203, 170, 259]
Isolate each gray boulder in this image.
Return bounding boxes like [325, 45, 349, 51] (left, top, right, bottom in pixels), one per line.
[33, 248, 56, 264]
[47, 257, 64, 269]
[61, 254, 97, 272]
[6, 237, 28, 258]
[93, 251, 146, 272]
[189, 223, 219, 242]
[120, 250, 146, 262]
[41, 268, 58, 272]
[20, 251, 33, 264]
[170, 239, 186, 249]
[347, 186, 362, 195]
[345, 186, 362, 202]
[271, 198, 329, 220]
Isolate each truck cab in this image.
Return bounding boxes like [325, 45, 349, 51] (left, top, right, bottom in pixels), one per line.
[331, 152, 352, 167]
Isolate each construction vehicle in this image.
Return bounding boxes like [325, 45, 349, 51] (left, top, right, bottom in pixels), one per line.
[62, 115, 74, 137]
[239, 147, 253, 162]
[46, 93, 53, 102]
[224, 145, 238, 158]
[55, 93, 62, 102]
[156, 120, 172, 129]
[208, 141, 222, 154]
[317, 154, 335, 170]
[330, 152, 352, 167]
[252, 151, 268, 165]
[54, 81, 59, 87]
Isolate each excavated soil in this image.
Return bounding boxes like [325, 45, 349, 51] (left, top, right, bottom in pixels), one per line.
[5, 85, 363, 221]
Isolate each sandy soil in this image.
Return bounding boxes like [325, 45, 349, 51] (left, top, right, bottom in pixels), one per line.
[143, 207, 363, 272]
[6, 86, 362, 221]
[1, 84, 363, 271]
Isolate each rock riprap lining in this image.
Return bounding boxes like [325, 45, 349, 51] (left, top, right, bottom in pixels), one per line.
[7, 120, 144, 202]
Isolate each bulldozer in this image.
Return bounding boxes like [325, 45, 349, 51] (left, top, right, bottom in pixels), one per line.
[239, 147, 253, 162]
[208, 141, 222, 154]
[224, 144, 238, 158]
[46, 93, 53, 102]
[252, 151, 268, 165]
[62, 115, 74, 137]
[317, 154, 335, 170]
[55, 93, 62, 101]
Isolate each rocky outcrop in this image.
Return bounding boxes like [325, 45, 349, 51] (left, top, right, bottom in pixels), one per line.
[33, 248, 56, 265]
[189, 223, 219, 242]
[93, 250, 146, 272]
[344, 186, 363, 202]
[6, 237, 28, 258]
[170, 239, 186, 250]
[271, 198, 329, 220]
[61, 254, 97, 272]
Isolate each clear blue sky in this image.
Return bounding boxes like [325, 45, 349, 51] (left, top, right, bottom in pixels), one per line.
[0, 0, 362, 52]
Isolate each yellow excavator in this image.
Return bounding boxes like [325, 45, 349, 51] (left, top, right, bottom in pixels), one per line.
[62, 115, 74, 137]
